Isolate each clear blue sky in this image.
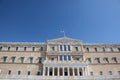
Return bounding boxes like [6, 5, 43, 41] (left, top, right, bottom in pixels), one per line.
[0, 0, 120, 43]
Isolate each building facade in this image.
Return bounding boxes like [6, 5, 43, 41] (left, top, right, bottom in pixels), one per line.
[0, 37, 120, 80]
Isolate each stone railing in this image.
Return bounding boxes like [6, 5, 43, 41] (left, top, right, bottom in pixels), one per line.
[0, 75, 120, 80]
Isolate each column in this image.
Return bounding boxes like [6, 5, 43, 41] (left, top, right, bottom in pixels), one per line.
[58, 55, 59, 61]
[63, 67, 64, 76]
[62, 45, 64, 51]
[82, 67, 85, 76]
[68, 67, 70, 76]
[43, 66, 46, 76]
[85, 67, 88, 76]
[52, 67, 54, 76]
[47, 67, 49, 76]
[66, 45, 68, 51]
[77, 67, 80, 76]
[58, 67, 59, 76]
[67, 55, 68, 61]
[71, 56, 73, 61]
[72, 67, 75, 76]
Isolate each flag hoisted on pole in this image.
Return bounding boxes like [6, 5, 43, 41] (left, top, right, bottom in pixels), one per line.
[60, 30, 66, 37]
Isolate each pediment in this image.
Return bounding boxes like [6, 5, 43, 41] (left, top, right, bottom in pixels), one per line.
[47, 37, 82, 44]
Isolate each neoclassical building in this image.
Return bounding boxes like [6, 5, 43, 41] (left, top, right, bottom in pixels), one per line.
[0, 37, 120, 80]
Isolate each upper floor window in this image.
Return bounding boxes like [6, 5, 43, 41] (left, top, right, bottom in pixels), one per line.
[110, 47, 113, 52]
[8, 70, 11, 75]
[16, 47, 19, 51]
[68, 55, 71, 60]
[109, 71, 112, 75]
[8, 46, 10, 51]
[86, 47, 89, 52]
[24, 47, 27, 51]
[32, 47, 35, 51]
[99, 71, 103, 76]
[29, 57, 33, 63]
[51, 47, 55, 51]
[37, 71, 41, 75]
[38, 57, 42, 63]
[95, 58, 100, 63]
[75, 47, 78, 51]
[118, 71, 120, 75]
[64, 45, 67, 51]
[27, 71, 31, 75]
[3, 56, 7, 62]
[103, 47, 105, 52]
[0, 46, 2, 51]
[90, 71, 93, 76]
[76, 57, 79, 61]
[112, 57, 117, 63]
[68, 45, 71, 51]
[94, 48, 97, 52]
[18, 71, 21, 75]
[104, 57, 109, 63]
[59, 55, 62, 61]
[60, 45, 62, 51]
[11, 57, 16, 63]
[51, 57, 54, 61]
[87, 58, 91, 63]
[20, 57, 24, 63]
[118, 48, 120, 52]
[40, 47, 43, 51]
[64, 55, 67, 61]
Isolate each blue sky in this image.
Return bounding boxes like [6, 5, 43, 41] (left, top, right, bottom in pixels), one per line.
[0, 0, 120, 43]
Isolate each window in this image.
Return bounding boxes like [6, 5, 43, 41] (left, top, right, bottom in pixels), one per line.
[94, 48, 97, 52]
[90, 71, 93, 76]
[3, 56, 7, 62]
[32, 47, 35, 51]
[38, 57, 42, 63]
[16, 47, 19, 51]
[11, 57, 16, 63]
[40, 47, 43, 51]
[96, 58, 100, 63]
[20, 57, 24, 63]
[37, 71, 40, 75]
[64, 45, 66, 51]
[118, 71, 120, 75]
[68, 45, 71, 51]
[18, 71, 21, 75]
[103, 47, 105, 52]
[51, 47, 55, 51]
[109, 71, 112, 75]
[60, 45, 62, 51]
[29, 57, 33, 63]
[112, 57, 117, 63]
[68, 55, 71, 60]
[104, 57, 109, 63]
[99, 71, 103, 76]
[0, 46, 2, 51]
[59, 55, 62, 61]
[51, 58, 54, 61]
[27, 71, 30, 75]
[75, 47, 78, 51]
[86, 47, 89, 52]
[110, 47, 113, 52]
[87, 58, 91, 63]
[76, 57, 79, 61]
[8, 46, 10, 51]
[24, 47, 27, 51]
[8, 70, 11, 75]
[118, 48, 120, 52]
[64, 55, 67, 61]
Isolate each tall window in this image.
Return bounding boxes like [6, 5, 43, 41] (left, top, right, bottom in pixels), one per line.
[109, 71, 112, 75]
[27, 71, 31, 75]
[32, 47, 35, 51]
[16, 47, 19, 51]
[29, 57, 33, 63]
[51, 57, 54, 61]
[60, 45, 62, 51]
[96, 58, 100, 63]
[68, 45, 71, 51]
[118, 48, 120, 52]
[90, 71, 93, 76]
[40, 47, 43, 51]
[64, 55, 67, 61]
[112, 57, 117, 63]
[68, 55, 71, 60]
[103, 47, 105, 52]
[86, 47, 89, 52]
[3, 56, 7, 62]
[94, 48, 97, 52]
[0, 46, 2, 51]
[64, 45, 67, 51]
[75, 47, 78, 51]
[99, 71, 103, 76]
[24, 47, 27, 51]
[8, 70, 11, 75]
[110, 47, 113, 52]
[8, 46, 10, 51]
[59, 55, 62, 61]
[38, 57, 42, 63]
[20, 57, 24, 63]
[104, 57, 109, 63]
[11, 57, 16, 63]
[18, 71, 21, 75]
